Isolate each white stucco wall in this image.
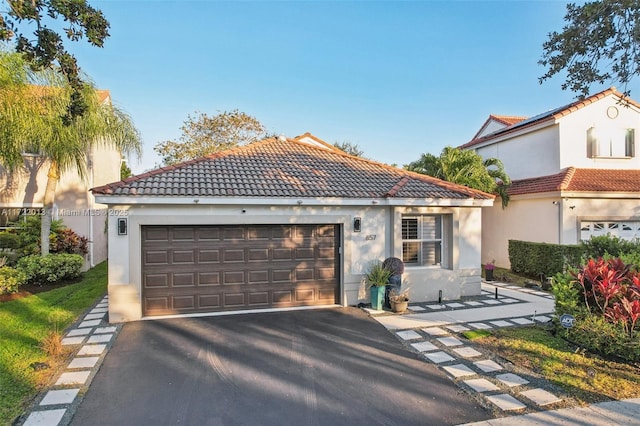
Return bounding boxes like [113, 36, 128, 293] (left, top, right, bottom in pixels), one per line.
[557, 96, 640, 170]
[481, 196, 559, 269]
[103, 202, 485, 322]
[475, 125, 560, 181]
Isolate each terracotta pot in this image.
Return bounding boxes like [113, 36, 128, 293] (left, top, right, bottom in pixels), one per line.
[390, 300, 408, 313]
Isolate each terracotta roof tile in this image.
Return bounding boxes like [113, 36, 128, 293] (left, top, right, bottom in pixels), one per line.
[461, 87, 640, 149]
[92, 137, 493, 201]
[490, 115, 527, 126]
[508, 168, 640, 196]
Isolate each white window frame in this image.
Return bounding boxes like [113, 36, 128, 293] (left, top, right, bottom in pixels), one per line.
[587, 127, 635, 158]
[401, 215, 444, 267]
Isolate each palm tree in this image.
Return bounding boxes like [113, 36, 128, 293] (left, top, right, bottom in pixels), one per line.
[0, 52, 141, 255]
[406, 147, 511, 208]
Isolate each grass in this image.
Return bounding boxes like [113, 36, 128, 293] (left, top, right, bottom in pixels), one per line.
[0, 261, 107, 425]
[471, 326, 640, 405]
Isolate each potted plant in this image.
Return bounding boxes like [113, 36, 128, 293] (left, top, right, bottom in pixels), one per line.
[365, 261, 392, 310]
[485, 260, 495, 282]
[389, 288, 410, 313]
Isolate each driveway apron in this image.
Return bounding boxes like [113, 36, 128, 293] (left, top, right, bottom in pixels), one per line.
[70, 307, 490, 426]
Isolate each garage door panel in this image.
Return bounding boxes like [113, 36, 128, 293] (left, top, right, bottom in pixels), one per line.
[198, 272, 220, 286]
[172, 228, 195, 240]
[248, 270, 269, 284]
[198, 250, 220, 263]
[144, 274, 168, 288]
[142, 224, 339, 316]
[173, 273, 195, 287]
[173, 296, 195, 310]
[172, 250, 195, 264]
[224, 249, 245, 262]
[144, 251, 169, 265]
[248, 248, 269, 262]
[199, 294, 221, 308]
[224, 293, 246, 306]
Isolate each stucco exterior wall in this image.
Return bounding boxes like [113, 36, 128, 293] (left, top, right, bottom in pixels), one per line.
[558, 96, 640, 170]
[0, 145, 121, 266]
[481, 196, 559, 269]
[475, 126, 560, 181]
[105, 203, 484, 322]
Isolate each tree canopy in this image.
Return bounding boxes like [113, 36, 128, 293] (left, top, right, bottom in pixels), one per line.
[405, 147, 511, 208]
[0, 0, 110, 120]
[0, 51, 141, 255]
[154, 110, 267, 165]
[333, 141, 365, 157]
[539, 1, 640, 98]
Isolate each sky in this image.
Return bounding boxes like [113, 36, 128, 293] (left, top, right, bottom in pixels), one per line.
[67, 0, 589, 174]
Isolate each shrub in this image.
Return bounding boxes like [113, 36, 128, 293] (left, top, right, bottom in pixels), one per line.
[550, 272, 581, 318]
[508, 240, 582, 278]
[0, 266, 27, 294]
[50, 228, 89, 255]
[17, 254, 84, 286]
[567, 313, 640, 362]
[581, 234, 639, 259]
[0, 232, 19, 250]
[16, 216, 88, 256]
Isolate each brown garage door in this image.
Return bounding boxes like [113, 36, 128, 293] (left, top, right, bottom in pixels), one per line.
[141, 224, 340, 316]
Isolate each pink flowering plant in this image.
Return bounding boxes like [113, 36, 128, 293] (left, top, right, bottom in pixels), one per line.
[574, 257, 640, 339]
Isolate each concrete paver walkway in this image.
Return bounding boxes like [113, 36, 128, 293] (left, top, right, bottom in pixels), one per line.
[368, 281, 640, 426]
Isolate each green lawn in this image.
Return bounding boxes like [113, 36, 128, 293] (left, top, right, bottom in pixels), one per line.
[0, 261, 107, 425]
[470, 326, 640, 405]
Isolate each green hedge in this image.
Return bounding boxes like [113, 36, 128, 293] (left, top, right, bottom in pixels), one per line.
[16, 254, 84, 286]
[508, 240, 583, 278]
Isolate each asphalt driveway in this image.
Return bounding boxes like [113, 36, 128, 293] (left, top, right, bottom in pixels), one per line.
[70, 308, 491, 426]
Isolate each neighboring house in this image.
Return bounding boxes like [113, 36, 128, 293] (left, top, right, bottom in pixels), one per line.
[92, 134, 494, 322]
[0, 90, 123, 267]
[461, 87, 640, 269]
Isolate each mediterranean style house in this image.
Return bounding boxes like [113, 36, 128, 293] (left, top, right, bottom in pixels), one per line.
[92, 134, 494, 322]
[461, 87, 640, 268]
[0, 90, 123, 267]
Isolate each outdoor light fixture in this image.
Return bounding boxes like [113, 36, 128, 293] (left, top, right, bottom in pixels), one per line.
[117, 218, 127, 235]
[353, 217, 362, 232]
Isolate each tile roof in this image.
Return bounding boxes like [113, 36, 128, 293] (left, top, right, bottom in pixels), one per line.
[508, 168, 640, 196]
[490, 115, 527, 126]
[461, 87, 640, 149]
[92, 136, 493, 201]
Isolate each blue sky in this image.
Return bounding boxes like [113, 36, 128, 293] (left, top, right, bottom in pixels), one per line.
[71, 1, 584, 174]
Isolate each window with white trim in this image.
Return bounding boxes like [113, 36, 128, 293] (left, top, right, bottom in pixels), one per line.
[587, 127, 635, 158]
[402, 215, 445, 266]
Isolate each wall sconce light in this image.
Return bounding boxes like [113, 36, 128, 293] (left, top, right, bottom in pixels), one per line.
[353, 217, 362, 232]
[117, 218, 127, 235]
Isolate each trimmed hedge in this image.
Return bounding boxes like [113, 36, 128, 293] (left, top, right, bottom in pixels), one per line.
[16, 254, 83, 286]
[508, 240, 583, 278]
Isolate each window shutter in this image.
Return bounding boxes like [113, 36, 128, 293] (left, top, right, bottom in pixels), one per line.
[626, 129, 635, 157]
[587, 127, 597, 158]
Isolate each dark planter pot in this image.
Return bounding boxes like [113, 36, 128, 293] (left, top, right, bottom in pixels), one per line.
[370, 285, 386, 310]
[485, 268, 494, 281]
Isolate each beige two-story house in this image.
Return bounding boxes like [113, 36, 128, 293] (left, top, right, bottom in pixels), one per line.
[461, 87, 640, 268]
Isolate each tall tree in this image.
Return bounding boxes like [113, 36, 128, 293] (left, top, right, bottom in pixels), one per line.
[406, 147, 511, 207]
[333, 141, 365, 157]
[0, 0, 110, 121]
[154, 110, 266, 165]
[539, 1, 640, 98]
[0, 52, 141, 255]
